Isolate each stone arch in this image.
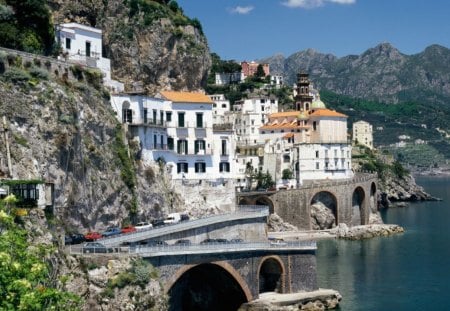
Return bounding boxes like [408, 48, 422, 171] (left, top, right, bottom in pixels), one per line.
[165, 261, 253, 311]
[257, 256, 285, 294]
[310, 191, 338, 230]
[255, 196, 274, 214]
[370, 182, 377, 212]
[352, 187, 366, 226]
[238, 197, 253, 206]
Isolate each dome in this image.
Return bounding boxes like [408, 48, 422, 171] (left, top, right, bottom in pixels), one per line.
[297, 112, 308, 120]
[311, 99, 326, 109]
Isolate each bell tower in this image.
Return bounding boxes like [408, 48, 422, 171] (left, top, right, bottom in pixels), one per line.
[294, 72, 314, 112]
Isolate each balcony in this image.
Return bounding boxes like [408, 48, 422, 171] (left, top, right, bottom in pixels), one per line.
[128, 118, 167, 128]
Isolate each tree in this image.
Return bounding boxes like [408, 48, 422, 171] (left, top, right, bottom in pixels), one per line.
[282, 169, 293, 180]
[0, 196, 81, 310]
[255, 64, 266, 78]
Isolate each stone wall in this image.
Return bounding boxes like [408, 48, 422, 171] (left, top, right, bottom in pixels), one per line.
[148, 250, 318, 301]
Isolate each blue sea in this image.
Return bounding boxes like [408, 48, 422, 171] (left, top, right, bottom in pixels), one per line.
[316, 176, 450, 310]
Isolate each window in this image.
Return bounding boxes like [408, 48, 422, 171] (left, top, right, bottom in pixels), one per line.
[221, 140, 227, 155]
[153, 110, 157, 124]
[196, 113, 203, 128]
[334, 149, 337, 157]
[325, 162, 329, 169]
[325, 150, 328, 158]
[160, 111, 164, 125]
[313, 121, 317, 131]
[195, 162, 206, 173]
[153, 135, 157, 149]
[178, 112, 185, 127]
[166, 112, 172, 122]
[219, 162, 230, 172]
[168, 137, 174, 150]
[85, 41, 91, 57]
[222, 103, 227, 108]
[177, 163, 188, 173]
[123, 109, 132, 123]
[251, 120, 255, 125]
[65, 38, 71, 50]
[283, 155, 290, 163]
[315, 151, 319, 158]
[195, 140, 205, 154]
[251, 128, 255, 134]
[316, 162, 320, 170]
[143, 108, 148, 123]
[177, 139, 188, 154]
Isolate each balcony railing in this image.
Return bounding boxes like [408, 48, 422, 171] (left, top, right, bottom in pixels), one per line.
[127, 118, 167, 127]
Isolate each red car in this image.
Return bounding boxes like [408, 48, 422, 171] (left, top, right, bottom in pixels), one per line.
[121, 225, 136, 234]
[84, 232, 102, 241]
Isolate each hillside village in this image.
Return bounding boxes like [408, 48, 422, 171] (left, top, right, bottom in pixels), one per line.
[0, 22, 377, 215]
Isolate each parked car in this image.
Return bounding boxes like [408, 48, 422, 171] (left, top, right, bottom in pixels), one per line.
[135, 222, 153, 231]
[84, 232, 102, 241]
[102, 227, 122, 237]
[269, 238, 287, 246]
[174, 239, 191, 245]
[82, 242, 113, 254]
[121, 225, 136, 234]
[141, 240, 168, 247]
[151, 219, 165, 228]
[65, 233, 86, 245]
[164, 212, 181, 225]
[200, 238, 217, 244]
[230, 238, 244, 243]
[180, 214, 190, 222]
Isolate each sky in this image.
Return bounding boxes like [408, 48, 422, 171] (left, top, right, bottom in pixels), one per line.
[177, 0, 450, 61]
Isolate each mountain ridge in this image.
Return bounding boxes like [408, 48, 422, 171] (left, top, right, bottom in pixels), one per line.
[260, 43, 450, 105]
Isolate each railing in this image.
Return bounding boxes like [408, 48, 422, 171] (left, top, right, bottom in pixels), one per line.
[68, 240, 317, 257]
[97, 205, 269, 246]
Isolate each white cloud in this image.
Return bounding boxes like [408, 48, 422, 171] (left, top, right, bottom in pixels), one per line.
[229, 5, 255, 14]
[281, 0, 355, 9]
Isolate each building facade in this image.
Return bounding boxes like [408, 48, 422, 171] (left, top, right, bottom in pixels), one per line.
[352, 120, 374, 149]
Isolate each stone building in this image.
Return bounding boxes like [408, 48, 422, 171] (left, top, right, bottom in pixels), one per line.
[352, 120, 374, 149]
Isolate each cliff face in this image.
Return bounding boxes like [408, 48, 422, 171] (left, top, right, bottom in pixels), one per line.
[48, 0, 211, 93]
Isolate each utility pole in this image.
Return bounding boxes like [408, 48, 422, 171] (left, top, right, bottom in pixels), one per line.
[2, 116, 13, 178]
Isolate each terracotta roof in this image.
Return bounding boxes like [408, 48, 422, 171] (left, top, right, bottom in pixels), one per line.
[283, 133, 295, 139]
[160, 91, 213, 104]
[309, 109, 347, 118]
[269, 111, 302, 118]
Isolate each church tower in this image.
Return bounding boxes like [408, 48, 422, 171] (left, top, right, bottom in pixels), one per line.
[294, 72, 314, 112]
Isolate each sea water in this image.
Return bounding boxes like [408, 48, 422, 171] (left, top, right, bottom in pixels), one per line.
[316, 176, 450, 310]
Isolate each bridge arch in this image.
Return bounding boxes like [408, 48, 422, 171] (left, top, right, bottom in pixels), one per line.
[167, 261, 252, 311]
[352, 186, 366, 225]
[257, 255, 285, 294]
[370, 182, 377, 212]
[238, 197, 253, 206]
[310, 191, 338, 229]
[255, 196, 274, 214]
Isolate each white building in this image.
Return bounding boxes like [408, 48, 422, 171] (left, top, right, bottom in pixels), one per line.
[215, 72, 244, 85]
[208, 94, 231, 125]
[260, 79, 353, 186]
[352, 120, 374, 149]
[111, 91, 236, 182]
[270, 75, 284, 88]
[55, 22, 124, 92]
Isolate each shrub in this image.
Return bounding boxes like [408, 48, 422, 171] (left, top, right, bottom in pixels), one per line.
[33, 58, 41, 67]
[84, 68, 103, 89]
[45, 60, 51, 68]
[29, 66, 49, 80]
[24, 60, 32, 68]
[2, 67, 31, 82]
[70, 64, 84, 81]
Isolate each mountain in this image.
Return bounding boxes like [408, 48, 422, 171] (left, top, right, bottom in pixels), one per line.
[261, 43, 450, 106]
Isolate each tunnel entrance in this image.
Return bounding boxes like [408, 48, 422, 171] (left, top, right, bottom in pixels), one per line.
[259, 258, 283, 293]
[255, 196, 274, 214]
[168, 263, 248, 311]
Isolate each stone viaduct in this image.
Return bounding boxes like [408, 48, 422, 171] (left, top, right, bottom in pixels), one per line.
[145, 244, 317, 311]
[237, 173, 378, 230]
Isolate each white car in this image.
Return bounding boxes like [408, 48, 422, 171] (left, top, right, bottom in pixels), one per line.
[135, 222, 153, 231]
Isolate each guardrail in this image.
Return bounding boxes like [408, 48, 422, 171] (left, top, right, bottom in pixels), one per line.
[68, 240, 317, 257]
[98, 205, 269, 246]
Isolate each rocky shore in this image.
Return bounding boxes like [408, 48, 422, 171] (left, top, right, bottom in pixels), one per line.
[239, 289, 342, 311]
[330, 223, 404, 240]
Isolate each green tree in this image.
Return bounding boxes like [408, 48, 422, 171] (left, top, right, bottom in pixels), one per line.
[255, 64, 266, 78]
[0, 195, 81, 310]
[282, 169, 293, 180]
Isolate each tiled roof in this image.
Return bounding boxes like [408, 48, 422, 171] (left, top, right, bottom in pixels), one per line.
[309, 109, 347, 118]
[269, 111, 301, 118]
[160, 91, 213, 104]
[283, 133, 295, 139]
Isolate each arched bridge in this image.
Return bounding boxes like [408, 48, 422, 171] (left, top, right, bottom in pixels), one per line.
[237, 173, 378, 230]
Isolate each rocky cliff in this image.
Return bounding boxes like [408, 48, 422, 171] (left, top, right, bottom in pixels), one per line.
[49, 0, 211, 93]
[261, 43, 450, 106]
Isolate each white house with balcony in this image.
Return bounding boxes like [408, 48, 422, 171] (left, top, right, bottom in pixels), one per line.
[56, 22, 124, 92]
[111, 91, 237, 182]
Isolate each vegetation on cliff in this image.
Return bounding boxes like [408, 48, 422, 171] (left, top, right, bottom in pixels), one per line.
[0, 0, 55, 55]
[0, 195, 81, 310]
